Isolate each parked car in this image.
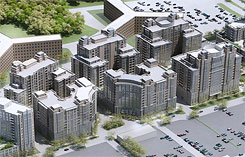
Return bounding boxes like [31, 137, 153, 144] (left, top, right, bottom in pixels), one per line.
[64, 148, 69, 151]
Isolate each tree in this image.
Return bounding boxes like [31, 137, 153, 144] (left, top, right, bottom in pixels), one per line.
[0, 72, 7, 84]
[103, 116, 125, 130]
[218, 101, 227, 110]
[43, 146, 55, 157]
[189, 110, 199, 119]
[160, 116, 172, 126]
[176, 105, 185, 114]
[120, 137, 146, 157]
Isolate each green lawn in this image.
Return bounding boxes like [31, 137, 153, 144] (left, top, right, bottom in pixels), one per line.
[126, 35, 136, 47]
[88, 9, 111, 26]
[217, 3, 242, 18]
[62, 25, 98, 44]
[229, 1, 245, 10]
[0, 24, 34, 38]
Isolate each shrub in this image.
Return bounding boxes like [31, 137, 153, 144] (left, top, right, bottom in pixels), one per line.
[189, 110, 199, 119]
[120, 137, 146, 157]
[160, 116, 172, 126]
[218, 101, 227, 110]
[103, 117, 125, 130]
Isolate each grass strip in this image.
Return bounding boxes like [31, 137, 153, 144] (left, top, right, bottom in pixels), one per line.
[217, 3, 242, 18]
[196, 118, 238, 148]
[229, 1, 245, 11]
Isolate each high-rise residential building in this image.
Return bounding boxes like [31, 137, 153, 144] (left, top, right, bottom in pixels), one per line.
[72, 28, 141, 87]
[0, 33, 62, 73]
[4, 52, 58, 105]
[51, 68, 76, 98]
[0, 98, 35, 151]
[225, 18, 245, 42]
[103, 58, 177, 117]
[32, 77, 97, 140]
[172, 43, 242, 105]
[136, 14, 202, 66]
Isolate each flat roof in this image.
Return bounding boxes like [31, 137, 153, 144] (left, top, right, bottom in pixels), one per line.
[17, 58, 56, 77]
[0, 97, 31, 115]
[0, 33, 61, 58]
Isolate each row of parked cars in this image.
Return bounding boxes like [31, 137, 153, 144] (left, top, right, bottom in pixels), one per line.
[183, 138, 213, 156]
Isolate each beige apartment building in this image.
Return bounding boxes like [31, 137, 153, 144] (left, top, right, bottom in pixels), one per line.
[33, 77, 97, 140]
[72, 28, 141, 87]
[172, 43, 242, 105]
[4, 52, 59, 105]
[0, 33, 62, 73]
[136, 15, 202, 66]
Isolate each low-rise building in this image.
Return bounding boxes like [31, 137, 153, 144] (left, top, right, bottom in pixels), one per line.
[103, 58, 177, 117]
[172, 43, 242, 105]
[225, 17, 245, 42]
[33, 77, 97, 140]
[0, 98, 35, 152]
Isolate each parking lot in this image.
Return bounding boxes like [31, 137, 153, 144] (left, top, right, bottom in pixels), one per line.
[140, 129, 193, 157]
[59, 142, 123, 157]
[167, 103, 245, 157]
[126, 0, 244, 34]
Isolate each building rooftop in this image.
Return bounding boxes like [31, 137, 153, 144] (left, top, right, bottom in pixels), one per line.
[0, 33, 61, 58]
[229, 19, 245, 29]
[36, 77, 96, 110]
[53, 68, 74, 82]
[17, 57, 57, 77]
[0, 97, 31, 115]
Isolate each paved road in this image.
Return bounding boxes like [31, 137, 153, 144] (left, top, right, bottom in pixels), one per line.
[69, 5, 105, 30]
[155, 124, 206, 157]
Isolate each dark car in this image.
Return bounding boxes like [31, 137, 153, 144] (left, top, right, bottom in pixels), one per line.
[64, 148, 69, 151]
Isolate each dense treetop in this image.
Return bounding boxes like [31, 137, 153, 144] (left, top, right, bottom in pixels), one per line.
[0, 0, 84, 36]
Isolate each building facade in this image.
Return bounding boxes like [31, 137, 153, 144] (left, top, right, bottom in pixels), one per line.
[225, 18, 245, 42]
[32, 78, 97, 141]
[103, 58, 177, 117]
[0, 98, 35, 151]
[4, 52, 58, 105]
[0, 33, 62, 73]
[72, 28, 141, 87]
[52, 68, 76, 98]
[172, 43, 242, 105]
[136, 15, 202, 66]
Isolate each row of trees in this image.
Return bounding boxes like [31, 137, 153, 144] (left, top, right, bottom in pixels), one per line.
[0, 0, 84, 36]
[120, 137, 146, 157]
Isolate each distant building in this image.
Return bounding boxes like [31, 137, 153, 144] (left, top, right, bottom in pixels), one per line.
[136, 15, 202, 66]
[0, 98, 35, 152]
[33, 77, 97, 140]
[51, 68, 76, 98]
[225, 18, 245, 42]
[0, 33, 62, 73]
[103, 58, 177, 117]
[72, 28, 141, 87]
[172, 43, 242, 105]
[4, 52, 58, 105]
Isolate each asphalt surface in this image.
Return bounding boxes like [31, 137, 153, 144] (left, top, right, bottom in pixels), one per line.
[59, 142, 123, 157]
[167, 103, 245, 157]
[140, 129, 193, 157]
[126, 0, 244, 34]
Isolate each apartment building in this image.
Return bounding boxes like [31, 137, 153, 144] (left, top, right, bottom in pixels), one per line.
[0, 98, 35, 152]
[72, 28, 141, 87]
[4, 52, 59, 105]
[172, 43, 242, 105]
[225, 18, 245, 42]
[136, 14, 202, 66]
[52, 68, 76, 98]
[33, 77, 97, 140]
[103, 58, 177, 117]
[0, 33, 62, 73]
